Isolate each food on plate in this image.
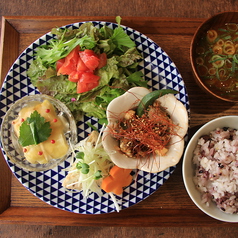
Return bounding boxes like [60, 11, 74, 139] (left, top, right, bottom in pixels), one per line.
[193, 127, 238, 214]
[27, 17, 147, 122]
[56, 46, 102, 93]
[62, 130, 134, 212]
[12, 99, 69, 164]
[195, 23, 238, 100]
[62, 130, 114, 198]
[110, 97, 176, 158]
[101, 165, 132, 195]
[102, 87, 189, 173]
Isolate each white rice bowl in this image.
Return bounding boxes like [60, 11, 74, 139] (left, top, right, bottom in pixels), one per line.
[183, 116, 238, 222]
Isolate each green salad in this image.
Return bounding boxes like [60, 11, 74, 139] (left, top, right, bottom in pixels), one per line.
[27, 17, 147, 123]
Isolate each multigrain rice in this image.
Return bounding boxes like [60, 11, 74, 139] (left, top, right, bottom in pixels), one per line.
[193, 127, 238, 214]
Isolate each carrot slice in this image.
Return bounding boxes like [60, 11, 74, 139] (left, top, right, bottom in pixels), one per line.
[101, 165, 132, 195]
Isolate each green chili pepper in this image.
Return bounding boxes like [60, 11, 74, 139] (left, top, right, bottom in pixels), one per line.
[136, 89, 178, 117]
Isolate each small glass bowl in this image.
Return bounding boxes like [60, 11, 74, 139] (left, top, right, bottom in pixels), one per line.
[0, 94, 77, 172]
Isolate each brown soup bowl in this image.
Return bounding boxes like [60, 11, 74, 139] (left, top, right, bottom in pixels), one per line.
[190, 11, 238, 102]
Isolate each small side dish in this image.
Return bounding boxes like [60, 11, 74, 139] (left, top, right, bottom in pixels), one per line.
[1, 94, 77, 171]
[12, 99, 70, 164]
[190, 11, 238, 102]
[102, 87, 189, 173]
[194, 23, 238, 99]
[183, 116, 238, 222]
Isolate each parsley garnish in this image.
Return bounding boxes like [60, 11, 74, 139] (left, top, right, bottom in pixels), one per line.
[19, 110, 52, 147]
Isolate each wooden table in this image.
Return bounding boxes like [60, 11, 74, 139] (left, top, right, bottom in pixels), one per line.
[0, 1, 238, 237]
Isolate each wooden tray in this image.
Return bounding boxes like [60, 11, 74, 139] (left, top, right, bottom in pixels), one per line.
[1, 16, 238, 227]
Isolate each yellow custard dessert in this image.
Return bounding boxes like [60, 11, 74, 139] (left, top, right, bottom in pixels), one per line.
[12, 99, 69, 164]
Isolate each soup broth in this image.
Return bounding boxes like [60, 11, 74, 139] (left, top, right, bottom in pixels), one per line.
[195, 23, 238, 100]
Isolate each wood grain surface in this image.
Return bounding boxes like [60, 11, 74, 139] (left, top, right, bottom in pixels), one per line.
[1, 1, 238, 238]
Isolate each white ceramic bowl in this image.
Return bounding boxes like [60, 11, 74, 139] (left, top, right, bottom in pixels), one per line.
[103, 87, 188, 173]
[182, 115, 238, 222]
[1, 94, 77, 172]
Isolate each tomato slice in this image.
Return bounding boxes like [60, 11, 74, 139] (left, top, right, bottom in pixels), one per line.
[57, 46, 80, 75]
[79, 49, 100, 71]
[77, 79, 88, 94]
[68, 71, 83, 83]
[68, 45, 80, 65]
[77, 81, 99, 94]
[76, 57, 89, 72]
[98, 53, 107, 69]
[80, 72, 100, 83]
[56, 58, 65, 72]
[56, 47, 102, 94]
[77, 72, 100, 93]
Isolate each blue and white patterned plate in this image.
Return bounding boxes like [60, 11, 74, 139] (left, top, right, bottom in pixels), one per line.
[0, 21, 190, 214]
